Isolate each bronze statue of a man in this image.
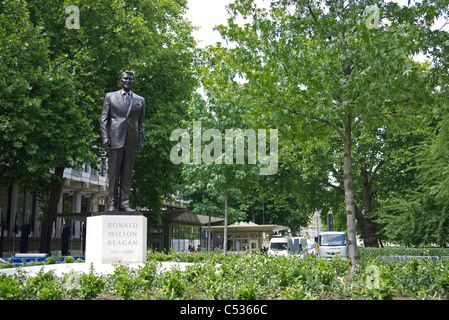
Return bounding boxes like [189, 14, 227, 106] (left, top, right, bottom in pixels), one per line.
[100, 71, 145, 212]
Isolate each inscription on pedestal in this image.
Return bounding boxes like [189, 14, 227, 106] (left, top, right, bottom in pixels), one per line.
[107, 222, 139, 253]
[86, 213, 147, 264]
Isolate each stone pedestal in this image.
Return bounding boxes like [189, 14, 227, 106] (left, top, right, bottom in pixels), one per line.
[85, 212, 147, 264]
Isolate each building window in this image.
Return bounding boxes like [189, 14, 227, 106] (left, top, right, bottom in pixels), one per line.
[63, 193, 73, 214]
[81, 196, 90, 213]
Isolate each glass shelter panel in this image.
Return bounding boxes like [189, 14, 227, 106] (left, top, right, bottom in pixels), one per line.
[171, 224, 201, 252]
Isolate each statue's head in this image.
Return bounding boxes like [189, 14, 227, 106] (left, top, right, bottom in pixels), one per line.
[120, 71, 135, 92]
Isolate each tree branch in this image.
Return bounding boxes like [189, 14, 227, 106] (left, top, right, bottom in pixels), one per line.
[371, 159, 385, 177]
[306, 1, 334, 41]
[353, 112, 407, 130]
[285, 108, 345, 139]
[317, 179, 345, 195]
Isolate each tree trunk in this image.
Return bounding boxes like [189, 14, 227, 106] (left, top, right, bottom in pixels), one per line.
[39, 166, 65, 255]
[223, 188, 228, 256]
[343, 116, 359, 274]
[354, 204, 379, 247]
[357, 165, 381, 247]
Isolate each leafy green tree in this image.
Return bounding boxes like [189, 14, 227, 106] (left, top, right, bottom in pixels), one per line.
[207, 0, 446, 272]
[175, 93, 254, 254]
[129, 0, 198, 211]
[179, 163, 247, 253]
[0, 0, 197, 253]
[0, 0, 97, 252]
[378, 100, 449, 246]
[180, 56, 312, 253]
[23, 0, 198, 211]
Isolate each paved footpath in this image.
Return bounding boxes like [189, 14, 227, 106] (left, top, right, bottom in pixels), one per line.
[0, 261, 193, 277]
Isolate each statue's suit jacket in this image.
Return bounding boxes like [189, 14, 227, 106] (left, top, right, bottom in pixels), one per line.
[100, 90, 145, 152]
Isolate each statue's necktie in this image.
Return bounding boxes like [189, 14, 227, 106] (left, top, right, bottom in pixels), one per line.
[124, 92, 131, 115]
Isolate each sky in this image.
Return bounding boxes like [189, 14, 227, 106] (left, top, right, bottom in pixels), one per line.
[184, 0, 248, 47]
[185, 0, 448, 48]
[184, 0, 272, 47]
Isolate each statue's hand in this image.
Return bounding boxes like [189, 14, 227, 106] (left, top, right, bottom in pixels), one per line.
[103, 138, 111, 149]
[137, 143, 143, 152]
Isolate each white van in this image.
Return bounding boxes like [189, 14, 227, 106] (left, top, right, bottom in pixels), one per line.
[268, 237, 309, 257]
[268, 237, 289, 256]
[317, 231, 348, 259]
